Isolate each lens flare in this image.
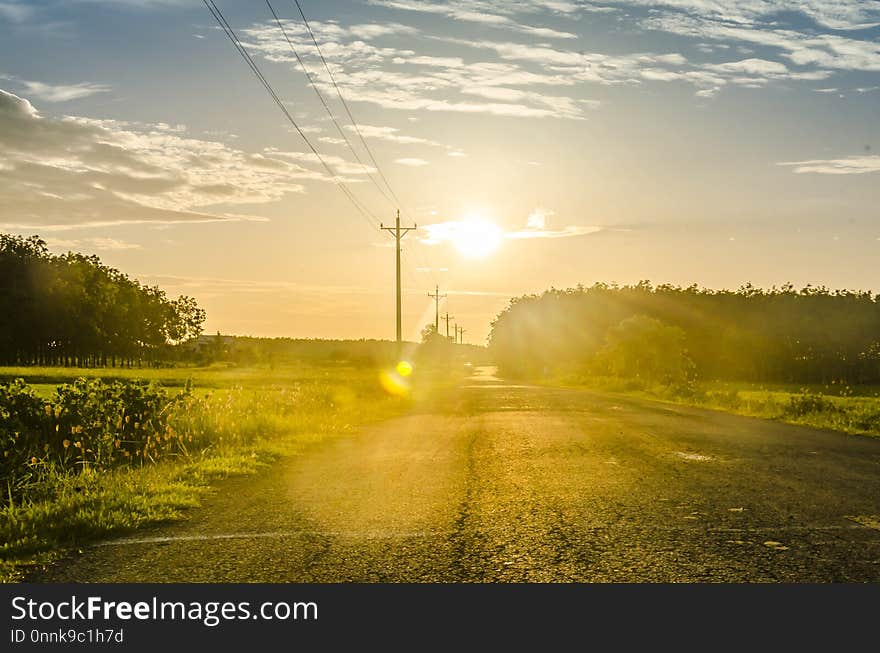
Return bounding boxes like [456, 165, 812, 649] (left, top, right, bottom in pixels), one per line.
[380, 362, 414, 396]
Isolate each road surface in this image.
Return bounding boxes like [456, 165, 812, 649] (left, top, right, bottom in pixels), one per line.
[33, 368, 880, 582]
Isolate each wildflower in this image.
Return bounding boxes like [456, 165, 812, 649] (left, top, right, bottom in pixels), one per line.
[63, 439, 71, 449]
[30, 456, 37, 465]
[114, 439, 121, 448]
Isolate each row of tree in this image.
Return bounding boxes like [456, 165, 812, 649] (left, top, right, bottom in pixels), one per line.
[488, 282, 880, 384]
[0, 234, 205, 367]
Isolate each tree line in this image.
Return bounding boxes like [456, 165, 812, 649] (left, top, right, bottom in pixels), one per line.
[488, 282, 880, 385]
[0, 234, 205, 367]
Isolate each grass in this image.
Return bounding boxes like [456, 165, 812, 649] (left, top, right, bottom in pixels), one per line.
[0, 362, 360, 391]
[556, 375, 880, 438]
[0, 362, 443, 583]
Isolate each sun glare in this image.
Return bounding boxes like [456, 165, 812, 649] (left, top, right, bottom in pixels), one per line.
[452, 215, 503, 259]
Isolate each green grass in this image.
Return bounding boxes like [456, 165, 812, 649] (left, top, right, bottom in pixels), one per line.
[0, 362, 359, 391]
[556, 375, 880, 438]
[0, 362, 444, 583]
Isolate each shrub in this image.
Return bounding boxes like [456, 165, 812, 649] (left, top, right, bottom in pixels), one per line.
[1, 378, 191, 500]
[784, 389, 840, 418]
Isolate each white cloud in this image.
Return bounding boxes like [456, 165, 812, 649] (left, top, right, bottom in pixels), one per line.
[643, 13, 880, 73]
[394, 157, 429, 166]
[0, 1, 33, 22]
[318, 136, 347, 145]
[45, 236, 142, 251]
[506, 224, 602, 239]
[605, 1, 880, 31]
[266, 148, 376, 176]
[778, 156, 880, 175]
[1, 75, 111, 102]
[526, 207, 551, 229]
[348, 123, 442, 146]
[241, 21, 592, 120]
[19, 80, 111, 102]
[235, 1, 878, 125]
[367, 0, 579, 39]
[0, 88, 349, 229]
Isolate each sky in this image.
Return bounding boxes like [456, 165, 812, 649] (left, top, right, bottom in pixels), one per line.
[1, 0, 878, 344]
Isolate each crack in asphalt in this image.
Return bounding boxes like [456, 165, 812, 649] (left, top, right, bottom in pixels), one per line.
[448, 426, 482, 582]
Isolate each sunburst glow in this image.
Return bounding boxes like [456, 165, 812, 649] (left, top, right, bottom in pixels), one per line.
[421, 214, 503, 259]
[453, 217, 503, 259]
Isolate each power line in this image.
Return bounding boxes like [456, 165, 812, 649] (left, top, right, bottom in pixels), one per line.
[264, 0, 397, 209]
[288, 1, 443, 289]
[202, 0, 380, 231]
[290, 0, 404, 210]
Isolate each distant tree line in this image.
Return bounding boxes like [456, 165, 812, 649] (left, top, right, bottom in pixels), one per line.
[188, 331, 488, 368]
[489, 282, 880, 385]
[0, 234, 205, 367]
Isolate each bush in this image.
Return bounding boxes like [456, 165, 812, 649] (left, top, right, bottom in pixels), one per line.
[1, 378, 191, 500]
[707, 389, 742, 409]
[784, 389, 840, 418]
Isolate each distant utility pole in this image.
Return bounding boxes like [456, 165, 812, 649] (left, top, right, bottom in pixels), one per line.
[428, 284, 446, 333]
[457, 325, 466, 345]
[380, 209, 417, 343]
[441, 312, 455, 339]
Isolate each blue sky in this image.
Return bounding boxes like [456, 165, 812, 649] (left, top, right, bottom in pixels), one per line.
[1, 1, 878, 341]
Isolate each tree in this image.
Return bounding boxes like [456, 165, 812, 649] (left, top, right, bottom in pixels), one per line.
[596, 315, 692, 384]
[0, 232, 208, 366]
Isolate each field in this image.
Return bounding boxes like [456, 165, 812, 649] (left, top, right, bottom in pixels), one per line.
[0, 362, 441, 582]
[559, 375, 880, 437]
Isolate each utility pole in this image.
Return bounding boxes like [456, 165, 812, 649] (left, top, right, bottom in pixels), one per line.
[428, 284, 446, 333]
[441, 312, 455, 339]
[380, 209, 417, 343]
[456, 325, 466, 345]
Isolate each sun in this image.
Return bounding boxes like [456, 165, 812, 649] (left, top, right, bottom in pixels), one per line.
[451, 214, 503, 259]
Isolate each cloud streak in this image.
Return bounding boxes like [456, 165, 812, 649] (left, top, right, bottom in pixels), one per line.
[778, 156, 880, 175]
[367, 0, 580, 40]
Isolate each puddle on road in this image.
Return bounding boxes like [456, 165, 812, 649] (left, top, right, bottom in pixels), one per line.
[674, 451, 714, 462]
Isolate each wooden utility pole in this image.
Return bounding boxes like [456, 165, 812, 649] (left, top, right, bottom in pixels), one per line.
[441, 312, 455, 339]
[456, 325, 466, 345]
[428, 284, 446, 333]
[381, 210, 417, 343]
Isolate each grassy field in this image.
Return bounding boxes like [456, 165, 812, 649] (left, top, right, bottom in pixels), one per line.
[0, 362, 446, 582]
[559, 375, 880, 437]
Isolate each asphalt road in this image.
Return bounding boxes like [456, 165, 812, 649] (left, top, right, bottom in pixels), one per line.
[33, 368, 880, 582]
